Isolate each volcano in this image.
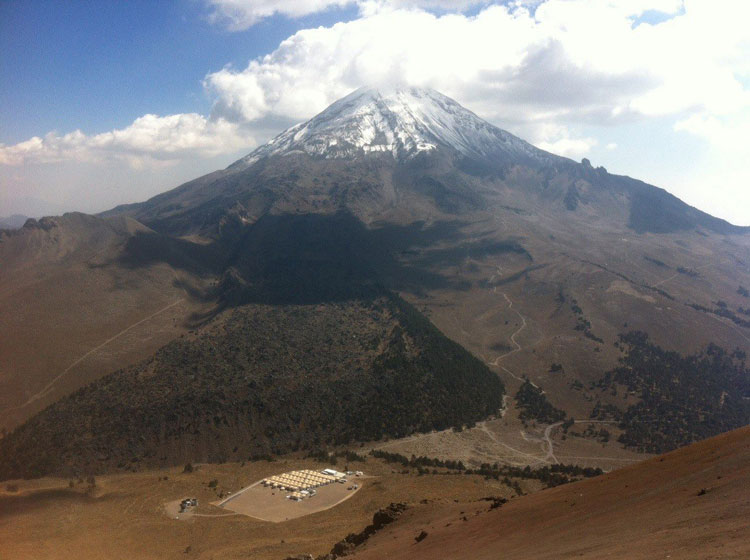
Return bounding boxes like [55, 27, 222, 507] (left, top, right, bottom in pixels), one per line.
[1, 86, 749, 478]
[107, 86, 747, 237]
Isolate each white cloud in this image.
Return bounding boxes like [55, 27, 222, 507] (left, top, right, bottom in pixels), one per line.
[537, 136, 596, 158]
[358, 0, 487, 15]
[5, 1, 749, 171]
[204, 0, 681, 32]
[200, 0, 749, 224]
[674, 112, 750, 151]
[206, 0, 354, 31]
[204, 0, 489, 31]
[203, 1, 748, 129]
[671, 111, 750, 222]
[0, 114, 255, 168]
[3, 0, 750, 223]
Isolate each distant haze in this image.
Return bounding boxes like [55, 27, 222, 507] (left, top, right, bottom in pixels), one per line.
[0, 214, 28, 229]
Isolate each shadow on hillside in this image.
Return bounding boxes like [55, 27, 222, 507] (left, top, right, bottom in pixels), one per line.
[0, 489, 106, 519]
[117, 211, 529, 310]
[118, 231, 226, 276]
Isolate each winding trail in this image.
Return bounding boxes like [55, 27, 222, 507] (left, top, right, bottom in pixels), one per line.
[483, 281, 539, 390]
[377, 259, 644, 469]
[7, 298, 184, 412]
[537, 420, 626, 465]
[483, 267, 569, 464]
[542, 422, 563, 463]
[477, 420, 550, 466]
[519, 421, 562, 464]
[499, 364, 533, 386]
[487, 291, 527, 366]
[652, 262, 714, 288]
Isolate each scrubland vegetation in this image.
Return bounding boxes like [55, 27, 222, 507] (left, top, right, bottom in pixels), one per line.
[0, 294, 503, 480]
[596, 331, 749, 453]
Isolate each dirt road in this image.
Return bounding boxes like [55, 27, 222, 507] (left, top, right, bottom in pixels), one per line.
[7, 298, 184, 412]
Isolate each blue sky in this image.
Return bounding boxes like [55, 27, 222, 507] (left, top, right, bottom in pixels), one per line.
[1, 0, 749, 225]
[0, 1, 358, 142]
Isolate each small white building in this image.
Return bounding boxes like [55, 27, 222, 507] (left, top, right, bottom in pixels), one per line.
[321, 468, 346, 479]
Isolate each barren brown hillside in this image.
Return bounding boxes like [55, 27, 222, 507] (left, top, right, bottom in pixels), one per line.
[2, 87, 750, 474]
[0, 213, 213, 431]
[349, 426, 750, 560]
[1, 427, 743, 560]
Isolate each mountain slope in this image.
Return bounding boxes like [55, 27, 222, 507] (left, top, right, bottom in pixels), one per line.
[233, 86, 558, 166]
[0, 294, 504, 479]
[0, 213, 209, 431]
[107, 86, 748, 238]
[3, 86, 750, 478]
[347, 426, 750, 560]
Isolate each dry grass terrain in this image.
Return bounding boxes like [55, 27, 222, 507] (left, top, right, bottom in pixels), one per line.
[370, 399, 647, 472]
[1, 428, 747, 560]
[0, 456, 519, 560]
[0, 214, 213, 432]
[2, 157, 750, 472]
[385, 209, 750, 466]
[3, 206, 748, 471]
[350, 426, 750, 560]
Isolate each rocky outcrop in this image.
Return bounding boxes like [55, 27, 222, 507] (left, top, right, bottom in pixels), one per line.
[316, 502, 408, 559]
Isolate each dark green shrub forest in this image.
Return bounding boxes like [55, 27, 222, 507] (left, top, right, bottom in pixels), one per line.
[597, 331, 749, 453]
[515, 379, 567, 424]
[0, 294, 504, 480]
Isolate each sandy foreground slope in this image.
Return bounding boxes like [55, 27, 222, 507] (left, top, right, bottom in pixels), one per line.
[350, 426, 750, 560]
[0, 455, 528, 560]
[0, 428, 746, 560]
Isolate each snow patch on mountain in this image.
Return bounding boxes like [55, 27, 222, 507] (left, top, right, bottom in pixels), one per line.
[234, 86, 555, 168]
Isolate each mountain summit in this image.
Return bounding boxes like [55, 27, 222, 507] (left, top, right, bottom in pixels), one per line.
[2, 83, 750, 485]
[235, 86, 554, 168]
[105, 85, 748, 237]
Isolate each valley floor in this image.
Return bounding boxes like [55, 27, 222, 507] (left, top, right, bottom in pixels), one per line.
[2, 428, 747, 560]
[370, 400, 647, 472]
[0, 455, 525, 560]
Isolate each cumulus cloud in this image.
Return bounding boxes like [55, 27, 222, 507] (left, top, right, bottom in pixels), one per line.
[198, 0, 749, 223]
[204, 1, 746, 127]
[0, 114, 255, 168]
[532, 123, 598, 158]
[206, 0, 354, 31]
[202, 1, 748, 154]
[3, 0, 749, 224]
[205, 0, 489, 31]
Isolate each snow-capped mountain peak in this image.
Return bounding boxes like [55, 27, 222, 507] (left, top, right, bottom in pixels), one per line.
[236, 86, 552, 167]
